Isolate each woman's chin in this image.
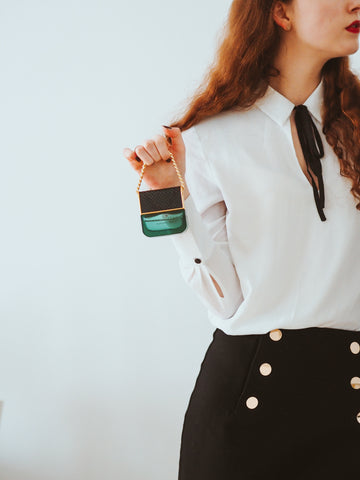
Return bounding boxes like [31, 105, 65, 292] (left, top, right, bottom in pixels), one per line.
[344, 39, 360, 55]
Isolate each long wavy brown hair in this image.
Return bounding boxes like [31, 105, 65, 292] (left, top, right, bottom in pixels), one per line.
[169, 0, 360, 210]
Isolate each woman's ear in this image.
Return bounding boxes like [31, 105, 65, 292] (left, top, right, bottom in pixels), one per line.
[272, 1, 292, 31]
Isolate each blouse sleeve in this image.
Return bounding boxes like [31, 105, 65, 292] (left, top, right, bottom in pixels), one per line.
[171, 125, 244, 319]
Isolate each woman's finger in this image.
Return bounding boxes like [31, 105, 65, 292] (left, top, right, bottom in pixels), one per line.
[123, 147, 143, 171]
[134, 145, 154, 165]
[153, 134, 173, 161]
[142, 139, 162, 162]
[161, 126, 185, 155]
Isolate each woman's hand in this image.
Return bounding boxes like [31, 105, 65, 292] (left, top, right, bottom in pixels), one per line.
[123, 126, 189, 199]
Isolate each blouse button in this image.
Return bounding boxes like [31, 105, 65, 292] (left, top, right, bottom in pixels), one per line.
[350, 377, 360, 390]
[194, 258, 202, 264]
[259, 363, 272, 376]
[269, 329, 282, 341]
[246, 396, 259, 409]
[350, 341, 360, 355]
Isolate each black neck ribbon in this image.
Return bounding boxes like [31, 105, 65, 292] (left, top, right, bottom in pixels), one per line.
[293, 104, 326, 221]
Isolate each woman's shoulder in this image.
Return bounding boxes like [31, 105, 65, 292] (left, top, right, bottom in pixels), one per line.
[185, 103, 264, 148]
[189, 104, 262, 136]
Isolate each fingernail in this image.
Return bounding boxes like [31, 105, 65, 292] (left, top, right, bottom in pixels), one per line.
[162, 125, 172, 129]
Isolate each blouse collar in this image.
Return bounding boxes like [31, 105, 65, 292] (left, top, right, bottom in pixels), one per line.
[254, 78, 324, 127]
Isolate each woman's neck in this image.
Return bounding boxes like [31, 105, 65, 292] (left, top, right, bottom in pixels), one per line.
[268, 41, 326, 105]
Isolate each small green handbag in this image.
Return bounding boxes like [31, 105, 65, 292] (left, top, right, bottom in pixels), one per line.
[136, 153, 187, 237]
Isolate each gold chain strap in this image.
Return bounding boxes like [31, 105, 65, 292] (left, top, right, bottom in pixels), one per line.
[136, 152, 185, 194]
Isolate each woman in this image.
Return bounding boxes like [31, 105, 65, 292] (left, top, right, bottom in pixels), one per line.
[124, 0, 360, 478]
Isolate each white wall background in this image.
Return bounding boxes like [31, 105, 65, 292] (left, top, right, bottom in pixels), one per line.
[0, 1, 232, 479]
[0, 1, 359, 479]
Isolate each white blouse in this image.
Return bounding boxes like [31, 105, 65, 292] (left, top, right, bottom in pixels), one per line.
[171, 78, 360, 334]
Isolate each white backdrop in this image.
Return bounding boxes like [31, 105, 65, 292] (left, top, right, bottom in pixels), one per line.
[0, 1, 359, 479]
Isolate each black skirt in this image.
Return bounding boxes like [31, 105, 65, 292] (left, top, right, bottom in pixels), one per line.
[178, 326, 360, 480]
